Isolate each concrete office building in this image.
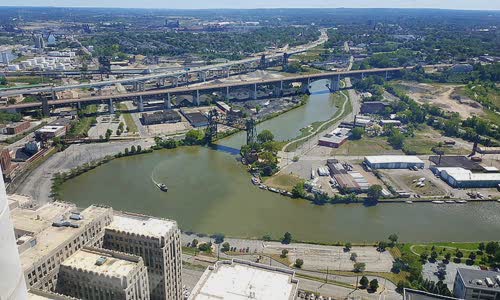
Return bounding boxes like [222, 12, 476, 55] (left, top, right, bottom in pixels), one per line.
[14, 204, 113, 292]
[189, 259, 299, 300]
[103, 213, 183, 300]
[0, 167, 28, 300]
[364, 155, 425, 169]
[56, 247, 150, 300]
[453, 268, 500, 300]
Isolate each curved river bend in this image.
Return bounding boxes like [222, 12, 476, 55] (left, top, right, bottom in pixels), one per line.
[60, 81, 500, 243]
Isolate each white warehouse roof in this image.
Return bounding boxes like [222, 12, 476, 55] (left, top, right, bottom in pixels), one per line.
[189, 260, 298, 300]
[441, 168, 500, 182]
[365, 155, 424, 165]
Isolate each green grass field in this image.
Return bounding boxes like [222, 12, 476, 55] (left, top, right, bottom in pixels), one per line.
[117, 103, 138, 134]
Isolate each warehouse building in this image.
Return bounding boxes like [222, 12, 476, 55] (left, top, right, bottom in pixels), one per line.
[360, 101, 390, 114]
[180, 110, 208, 127]
[364, 155, 425, 169]
[453, 268, 500, 300]
[56, 247, 150, 300]
[141, 110, 181, 125]
[433, 167, 500, 188]
[318, 128, 351, 148]
[35, 125, 66, 140]
[189, 259, 299, 300]
[5, 121, 31, 135]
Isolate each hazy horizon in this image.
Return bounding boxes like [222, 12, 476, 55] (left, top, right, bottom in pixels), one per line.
[2, 0, 500, 11]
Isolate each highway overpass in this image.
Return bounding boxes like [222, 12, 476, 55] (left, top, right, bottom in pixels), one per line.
[0, 66, 408, 113]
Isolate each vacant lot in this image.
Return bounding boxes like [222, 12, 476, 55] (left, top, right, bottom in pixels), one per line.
[265, 173, 303, 191]
[263, 242, 394, 272]
[329, 137, 403, 156]
[380, 169, 448, 198]
[397, 82, 483, 119]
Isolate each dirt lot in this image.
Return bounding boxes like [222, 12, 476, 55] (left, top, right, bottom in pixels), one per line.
[380, 168, 449, 198]
[398, 82, 483, 119]
[263, 242, 394, 272]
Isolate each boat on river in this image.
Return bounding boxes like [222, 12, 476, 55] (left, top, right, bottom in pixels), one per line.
[456, 200, 467, 204]
[156, 183, 168, 192]
[405, 201, 413, 204]
[445, 200, 456, 204]
[432, 200, 444, 204]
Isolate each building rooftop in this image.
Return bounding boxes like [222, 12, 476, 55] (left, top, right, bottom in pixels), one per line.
[11, 201, 76, 235]
[403, 288, 459, 300]
[189, 259, 298, 300]
[365, 155, 424, 164]
[61, 248, 140, 279]
[440, 167, 500, 182]
[36, 125, 65, 133]
[106, 213, 177, 238]
[457, 268, 500, 292]
[19, 205, 112, 271]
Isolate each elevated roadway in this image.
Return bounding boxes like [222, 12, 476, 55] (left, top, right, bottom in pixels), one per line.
[0, 66, 408, 111]
[0, 29, 328, 98]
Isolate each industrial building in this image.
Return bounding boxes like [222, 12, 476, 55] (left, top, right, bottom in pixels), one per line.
[141, 110, 182, 125]
[318, 128, 351, 148]
[5, 120, 31, 135]
[0, 168, 29, 300]
[360, 101, 390, 114]
[189, 259, 299, 300]
[56, 247, 150, 300]
[103, 213, 183, 300]
[328, 161, 371, 192]
[35, 125, 66, 140]
[453, 268, 500, 300]
[364, 155, 425, 169]
[433, 167, 500, 188]
[181, 110, 208, 127]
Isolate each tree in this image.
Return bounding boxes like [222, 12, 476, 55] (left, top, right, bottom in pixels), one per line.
[444, 252, 451, 262]
[430, 251, 439, 261]
[367, 185, 383, 201]
[485, 242, 499, 255]
[212, 233, 225, 244]
[350, 252, 358, 262]
[221, 242, 230, 252]
[291, 182, 306, 198]
[351, 127, 364, 140]
[388, 234, 398, 246]
[478, 243, 485, 252]
[105, 129, 112, 140]
[456, 251, 464, 259]
[124, 147, 129, 155]
[262, 235, 272, 241]
[344, 242, 352, 252]
[369, 279, 379, 291]
[282, 232, 292, 244]
[257, 130, 274, 144]
[198, 242, 212, 252]
[136, 145, 142, 153]
[191, 239, 199, 248]
[130, 145, 136, 153]
[387, 128, 405, 149]
[0, 76, 7, 85]
[359, 276, 369, 289]
[421, 252, 429, 262]
[281, 249, 289, 258]
[353, 262, 366, 273]
[294, 258, 304, 268]
[377, 241, 388, 252]
[184, 129, 205, 145]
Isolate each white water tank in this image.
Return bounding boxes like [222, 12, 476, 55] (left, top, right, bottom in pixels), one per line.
[0, 167, 28, 300]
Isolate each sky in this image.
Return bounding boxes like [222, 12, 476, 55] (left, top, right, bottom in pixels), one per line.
[4, 0, 500, 11]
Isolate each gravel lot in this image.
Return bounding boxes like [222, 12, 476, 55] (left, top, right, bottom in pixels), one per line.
[14, 139, 154, 204]
[263, 242, 394, 272]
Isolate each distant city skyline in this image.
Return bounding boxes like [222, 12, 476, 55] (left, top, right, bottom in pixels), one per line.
[3, 0, 500, 10]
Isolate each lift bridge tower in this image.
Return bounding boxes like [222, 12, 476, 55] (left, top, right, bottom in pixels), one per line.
[206, 109, 256, 145]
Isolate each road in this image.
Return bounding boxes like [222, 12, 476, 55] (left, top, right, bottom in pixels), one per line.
[0, 67, 408, 110]
[0, 29, 329, 98]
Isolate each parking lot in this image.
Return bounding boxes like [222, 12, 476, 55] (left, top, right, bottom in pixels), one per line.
[263, 242, 394, 272]
[423, 261, 480, 290]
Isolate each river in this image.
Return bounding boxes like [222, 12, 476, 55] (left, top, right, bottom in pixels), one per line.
[60, 80, 500, 243]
